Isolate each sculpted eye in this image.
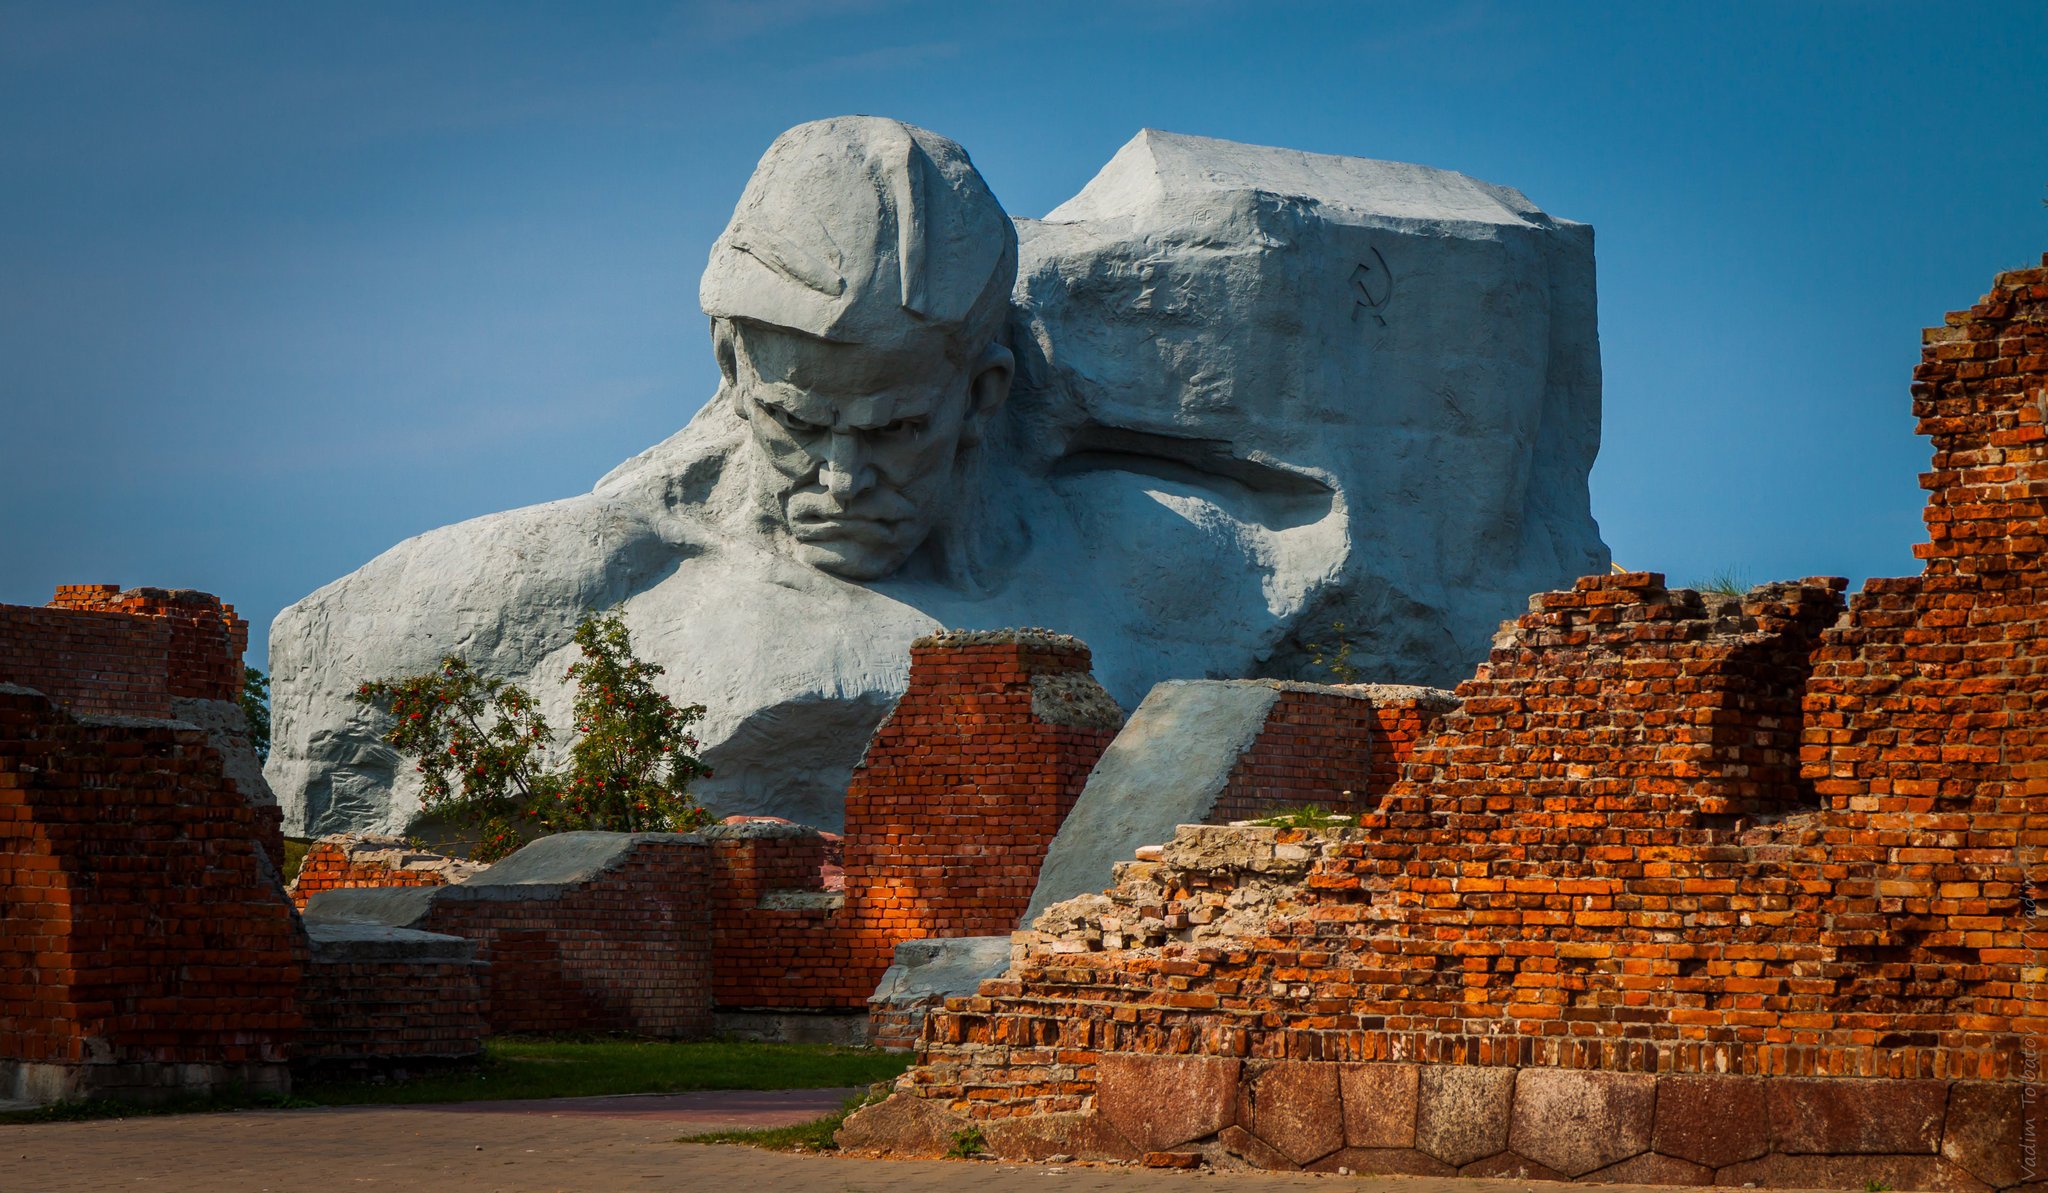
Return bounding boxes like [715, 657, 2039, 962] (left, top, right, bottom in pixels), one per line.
[759, 401, 821, 434]
[876, 417, 926, 436]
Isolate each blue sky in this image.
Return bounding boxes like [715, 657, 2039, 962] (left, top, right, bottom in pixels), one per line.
[3, 1, 2044, 667]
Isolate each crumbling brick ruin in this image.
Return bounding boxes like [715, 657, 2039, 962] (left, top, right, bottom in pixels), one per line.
[1, 587, 491, 1101]
[287, 834, 486, 911]
[297, 924, 486, 1069]
[1024, 679, 1457, 928]
[0, 585, 280, 864]
[1204, 684, 1441, 825]
[0, 685, 304, 1104]
[46, 584, 249, 708]
[697, 630, 1128, 1026]
[302, 833, 715, 1038]
[840, 630, 1124, 945]
[843, 259, 2048, 1189]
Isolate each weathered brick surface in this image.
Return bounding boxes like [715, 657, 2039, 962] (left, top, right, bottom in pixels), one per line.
[1206, 689, 1382, 824]
[297, 931, 486, 1064]
[0, 605, 171, 720]
[841, 633, 1121, 951]
[287, 834, 485, 911]
[46, 585, 248, 703]
[704, 821, 859, 1007]
[0, 686, 302, 1101]
[0, 585, 276, 865]
[418, 840, 715, 1038]
[856, 256, 2048, 1186]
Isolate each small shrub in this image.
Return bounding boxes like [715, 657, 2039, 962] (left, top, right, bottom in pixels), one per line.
[1306, 620, 1359, 683]
[353, 610, 712, 861]
[945, 1124, 989, 1159]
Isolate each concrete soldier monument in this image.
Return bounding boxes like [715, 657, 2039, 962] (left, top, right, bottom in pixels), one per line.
[268, 116, 1607, 835]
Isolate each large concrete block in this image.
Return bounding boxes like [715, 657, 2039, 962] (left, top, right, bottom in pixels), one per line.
[268, 119, 1607, 840]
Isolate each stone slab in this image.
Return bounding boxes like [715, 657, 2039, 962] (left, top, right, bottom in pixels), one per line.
[1942, 1082, 2036, 1188]
[981, 1111, 1138, 1163]
[1094, 1054, 1239, 1153]
[1414, 1065, 1515, 1167]
[1508, 1068, 1655, 1177]
[1306, 1147, 1456, 1176]
[833, 1092, 971, 1159]
[1217, 1124, 1295, 1170]
[1717, 1152, 1993, 1193]
[1586, 1151, 1716, 1186]
[1652, 1073, 1771, 1169]
[1340, 1062, 1419, 1149]
[1766, 1079, 1947, 1155]
[1237, 1060, 1343, 1166]
[1460, 1151, 1567, 1182]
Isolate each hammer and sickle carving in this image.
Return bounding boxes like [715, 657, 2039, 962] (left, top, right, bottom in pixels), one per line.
[1350, 248, 1392, 327]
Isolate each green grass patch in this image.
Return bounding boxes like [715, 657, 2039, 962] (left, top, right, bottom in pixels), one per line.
[0, 1040, 912, 1124]
[0, 1091, 317, 1125]
[1688, 568, 1749, 596]
[683, 1086, 889, 1153]
[300, 1038, 910, 1107]
[1248, 804, 1353, 829]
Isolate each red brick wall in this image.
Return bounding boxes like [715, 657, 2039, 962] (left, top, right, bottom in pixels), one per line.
[1366, 700, 1449, 796]
[698, 632, 1123, 1012]
[1207, 687, 1442, 824]
[0, 586, 250, 726]
[0, 606, 172, 720]
[1800, 253, 2048, 1027]
[0, 687, 302, 1094]
[833, 632, 1121, 998]
[287, 835, 482, 911]
[48, 585, 247, 703]
[705, 824, 864, 1007]
[843, 634, 1120, 942]
[298, 940, 486, 1065]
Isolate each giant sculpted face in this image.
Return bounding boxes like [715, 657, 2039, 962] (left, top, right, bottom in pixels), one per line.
[701, 118, 1017, 581]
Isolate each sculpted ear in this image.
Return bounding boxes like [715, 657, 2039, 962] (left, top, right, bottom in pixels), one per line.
[959, 342, 1012, 448]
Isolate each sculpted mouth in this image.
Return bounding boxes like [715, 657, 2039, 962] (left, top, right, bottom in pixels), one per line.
[789, 511, 908, 545]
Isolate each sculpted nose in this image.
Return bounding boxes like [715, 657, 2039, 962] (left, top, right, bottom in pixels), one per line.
[820, 432, 874, 502]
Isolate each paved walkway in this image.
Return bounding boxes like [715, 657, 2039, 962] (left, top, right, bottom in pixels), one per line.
[0, 1092, 1698, 1193]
